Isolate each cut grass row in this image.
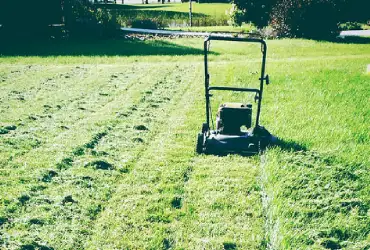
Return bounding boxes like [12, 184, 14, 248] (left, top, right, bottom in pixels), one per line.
[0, 63, 200, 248]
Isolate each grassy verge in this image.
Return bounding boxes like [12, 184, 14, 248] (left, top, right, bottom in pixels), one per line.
[339, 22, 370, 31]
[0, 37, 369, 249]
[97, 3, 231, 27]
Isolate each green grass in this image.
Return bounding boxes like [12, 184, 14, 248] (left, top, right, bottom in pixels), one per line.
[362, 23, 370, 30]
[129, 3, 231, 16]
[100, 2, 231, 16]
[0, 37, 369, 249]
[97, 3, 231, 27]
[339, 22, 370, 31]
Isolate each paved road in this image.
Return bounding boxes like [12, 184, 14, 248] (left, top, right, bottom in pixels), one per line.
[97, 0, 182, 3]
[122, 27, 370, 39]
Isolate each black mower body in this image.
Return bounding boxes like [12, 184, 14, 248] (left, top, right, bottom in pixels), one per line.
[197, 125, 276, 155]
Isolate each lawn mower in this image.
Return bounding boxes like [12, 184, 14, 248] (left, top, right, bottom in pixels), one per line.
[196, 36, 276, 155]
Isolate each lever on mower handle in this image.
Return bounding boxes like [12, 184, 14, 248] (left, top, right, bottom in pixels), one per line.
[259, 75, 270, 85]
[266, 75, 270, 85]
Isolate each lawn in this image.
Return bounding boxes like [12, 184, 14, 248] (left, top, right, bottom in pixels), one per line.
[100, 3, 231, 16]
[97, 3, 231, 27]
[0, 37, 369, 249]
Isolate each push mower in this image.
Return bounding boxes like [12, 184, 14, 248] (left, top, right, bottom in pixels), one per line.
[196, 36, 276, 155]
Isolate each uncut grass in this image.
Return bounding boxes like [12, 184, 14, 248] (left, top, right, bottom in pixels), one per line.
[260, 56, 370, 249]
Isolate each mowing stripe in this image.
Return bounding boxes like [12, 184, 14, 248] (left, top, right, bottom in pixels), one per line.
[0, 65, 163, 170]
[173, 155, 264, 249]
[259, 153, 280, 250]
[0, 64, 200, 249]
[85, 67, 203, 249]
[86, 63, 265, 249]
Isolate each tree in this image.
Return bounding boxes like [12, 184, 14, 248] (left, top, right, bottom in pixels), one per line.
[0, 0, 63, 38]
[64, 0, 119, 38]
[232, 0, 370, 38]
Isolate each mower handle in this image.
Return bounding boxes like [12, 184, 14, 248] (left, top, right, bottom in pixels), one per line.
[203, 35, 269, 128]
[208, 86, 260, 94]
[204, 36, 267, 52]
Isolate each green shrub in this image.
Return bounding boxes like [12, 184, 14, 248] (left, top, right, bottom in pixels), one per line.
[232, 0, 273, 28]
[226, 4, 245, 26]
[269, 0, 339, 38]
[339, 22, 363, 31]
[129, 19, 161, 29]
[0, 0, 62, 39]
[232, 0, 370, 38]
[65, 0, 119, 38]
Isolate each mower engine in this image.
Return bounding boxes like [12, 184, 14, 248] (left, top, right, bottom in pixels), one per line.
[200, 102, 260, 154]
[216, 103, 252, 135]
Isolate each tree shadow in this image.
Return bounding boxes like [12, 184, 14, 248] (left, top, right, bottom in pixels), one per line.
[201, 137, 308, 157]
[0, 38, 207, 57]
[317, 36, 370, 44]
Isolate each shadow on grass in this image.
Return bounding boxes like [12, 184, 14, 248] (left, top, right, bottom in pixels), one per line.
[319, 36, 370, 44]
[272, 138, 308, 152]
[201, 137, 308, 157]
[0, 38, 206, 57]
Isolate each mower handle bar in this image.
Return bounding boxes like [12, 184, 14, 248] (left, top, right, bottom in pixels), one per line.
[204, 36, 267, 51]
[208, 86, 260, 94]
[203, 36, 268, 129]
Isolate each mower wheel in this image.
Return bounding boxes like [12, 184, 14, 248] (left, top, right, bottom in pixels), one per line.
[196, 133, 205, 154]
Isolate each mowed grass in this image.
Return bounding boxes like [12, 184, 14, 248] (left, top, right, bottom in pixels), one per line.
[0, 38, 369, 249]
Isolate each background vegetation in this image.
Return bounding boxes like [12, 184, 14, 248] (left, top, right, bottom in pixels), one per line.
[0, 0, 62, 38]
[98, 3, 230, 28]
[1, 1, 369, 39]
[231, 0, 370, 38]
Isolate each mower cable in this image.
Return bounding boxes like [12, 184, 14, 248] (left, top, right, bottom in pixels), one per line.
[209, 103, 215, 130]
